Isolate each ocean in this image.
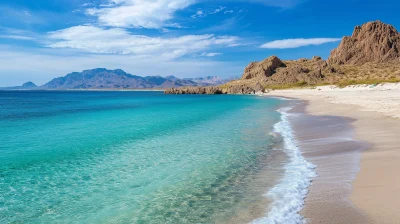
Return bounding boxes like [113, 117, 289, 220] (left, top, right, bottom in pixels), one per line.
[0, 91, 315, 224]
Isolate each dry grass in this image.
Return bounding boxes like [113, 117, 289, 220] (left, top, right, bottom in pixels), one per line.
[264, 78, 400, 90]
[335, 78, 400, 88]
[220, 61, 400, 91]
[337, 63, 400, 80]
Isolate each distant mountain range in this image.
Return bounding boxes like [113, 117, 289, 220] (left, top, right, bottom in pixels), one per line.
[2, 68, 235, 90]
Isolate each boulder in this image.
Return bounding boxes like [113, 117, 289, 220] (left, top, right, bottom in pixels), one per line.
[242, 56, 285, 79]
[312, 56, 322, 61]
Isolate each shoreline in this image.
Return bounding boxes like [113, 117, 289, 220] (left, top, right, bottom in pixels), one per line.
[288, 100, 370, 223]
[222, 99, 307, 224]
[221, 98, 318, 224]
[266, 83, 400, 223]
[252, 104, 317, 223]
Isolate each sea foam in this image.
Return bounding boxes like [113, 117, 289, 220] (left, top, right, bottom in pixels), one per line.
[252, 107, 317, 224]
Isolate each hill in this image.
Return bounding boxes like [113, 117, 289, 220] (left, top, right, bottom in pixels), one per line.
[0, 81, 38, 90]
[165, 21, 400, 94]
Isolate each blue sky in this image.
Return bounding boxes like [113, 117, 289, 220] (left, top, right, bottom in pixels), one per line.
[1, 0, 399, 86]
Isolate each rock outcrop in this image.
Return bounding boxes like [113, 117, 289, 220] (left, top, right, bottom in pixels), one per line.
[242, 56, 284, 79]
[164, 82, 266, 95]
[328, 21, 400, 65]
[164, 86, 224, 94]
[165, 57, 328, 94]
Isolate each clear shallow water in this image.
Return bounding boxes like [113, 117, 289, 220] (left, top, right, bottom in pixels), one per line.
[0, 91, 284, 223]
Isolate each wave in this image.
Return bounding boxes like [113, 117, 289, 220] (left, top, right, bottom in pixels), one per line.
[252, 107, 317, 224]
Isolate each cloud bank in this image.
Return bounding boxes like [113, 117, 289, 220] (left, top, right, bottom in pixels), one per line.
[260, 38, 341, 49]
[47, 25, 239, 59]
[200, 52, 223, 57]
[86, 0, 196, 29]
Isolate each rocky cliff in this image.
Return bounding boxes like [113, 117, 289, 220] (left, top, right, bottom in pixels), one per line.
[165, 21, 400, 95]
[328, 21, 400, 65]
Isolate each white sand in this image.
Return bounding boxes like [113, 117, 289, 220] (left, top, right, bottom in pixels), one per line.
[266, 83, 400, 223]
[268, 83, 400, 118]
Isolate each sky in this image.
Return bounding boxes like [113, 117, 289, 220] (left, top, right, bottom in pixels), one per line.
[0, 0, 400, 86]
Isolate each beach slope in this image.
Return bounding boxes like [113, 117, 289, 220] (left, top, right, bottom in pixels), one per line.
[267, 83, 400, 223]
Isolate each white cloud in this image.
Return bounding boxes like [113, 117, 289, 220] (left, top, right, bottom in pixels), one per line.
[0, 35, 35, 40]
[86, 0, 195, 29]
[81, 3, 94, 7]
[191, 10, 204, 18]
[23, 10, 31, 16]
[47, 25, 240, 59]
[210, 6, 226, 14]
[260, 38, 341, 49]
[200, 52, 222, 57]
[224, 10, 234, 14]
[191, 6, 227, 18]
[0, 27, 40, 41]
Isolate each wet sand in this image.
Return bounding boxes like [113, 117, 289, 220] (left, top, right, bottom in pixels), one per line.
[268, 85, 400, 223]
[289, 101, 370, 223]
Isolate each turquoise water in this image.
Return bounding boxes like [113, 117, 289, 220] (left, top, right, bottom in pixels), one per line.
[0, 91, 283, 223]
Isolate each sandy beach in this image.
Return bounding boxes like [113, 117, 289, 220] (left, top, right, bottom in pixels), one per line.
[266, 83, 400, 223]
